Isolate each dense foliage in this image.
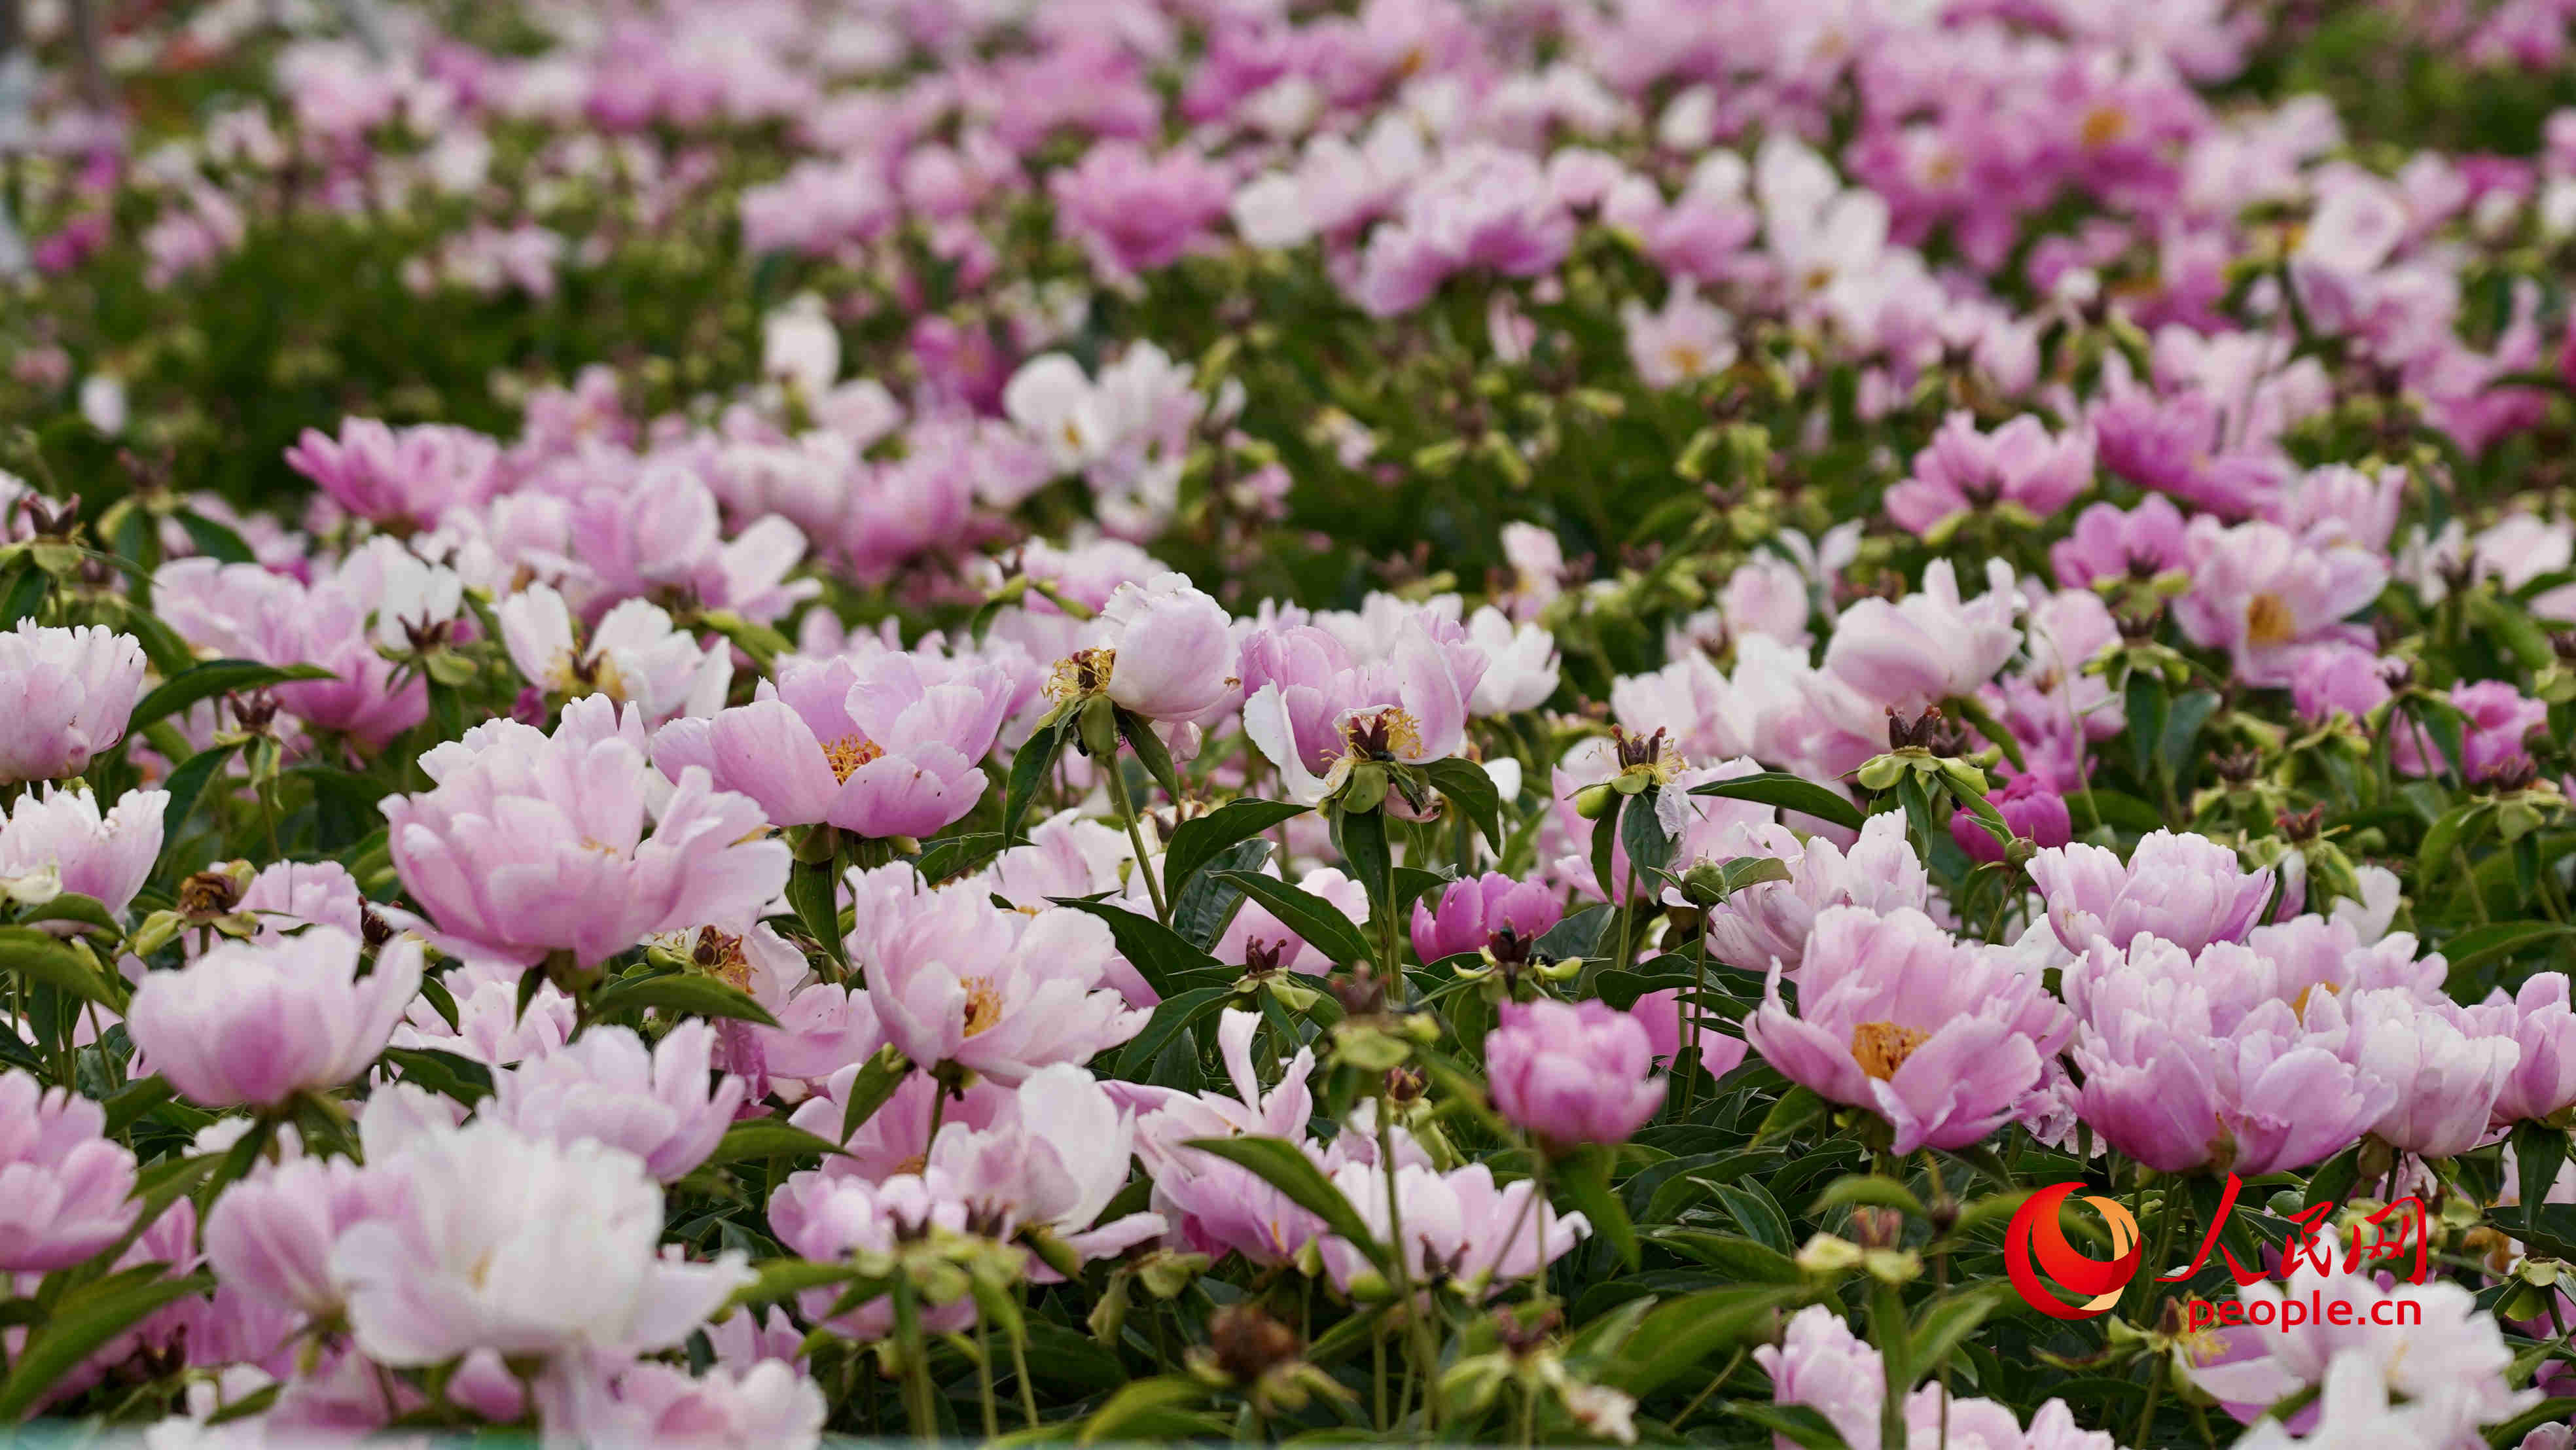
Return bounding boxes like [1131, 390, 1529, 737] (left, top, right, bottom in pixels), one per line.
[12, 1, 2576, 1446]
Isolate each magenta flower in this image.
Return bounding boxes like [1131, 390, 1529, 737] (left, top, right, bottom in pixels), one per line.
[381, 698, 791, 967]
[1744, 905, 2069, 1155]
[486, 1021, 746, 1183]
[1069, 572, 1240, 724]
[2475, 973, 2576, 1125]
[846, 865, 1147, 1084]
[1884, 411, 2094, 540]
[655, 650, 1010, 841]
[2172, 517, 2388, 688]
[2030, 830, 2275, 955]
[2048, 496, 2191, 590]
[0, 785, 166, 919]
[2066, 935, 2394, 1175]
[127, 928, 422, 1108]
[1241, 617, 1485, 805]
[1819, 559, 2022, 713]
[204, 1154, 406, 1320]
[0, 622, 145, 784]
[0, 1071, 138, 1271]
[1050, 141, 1232, 276]
[1410, 872, 1564, 963]
[1949, 771, 2072, 865]
[2443, 679, 2548, 783]
[1485, 998, 1664, 1154]
[1351, 146, 1575, 317]
[285, 417, 499, 530]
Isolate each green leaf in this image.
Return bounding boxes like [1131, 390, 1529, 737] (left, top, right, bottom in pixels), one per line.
[1422, 757, 1504, 849]
[1171, 839, 1266, 950]
[174, 510, 256, 564]
[1535, 904, 1613, 964]
[1620, 788, 1675, 879]
[1561, 1145, 1639, 1269]
[1077, 1376, 1213, 1445]
[1182, 1135, 1389, 1272]
[2486, 1398, 2576, 1448]
[709, 1119, 846, 1163]
[1644, 1229, 1803, 1283]
[1712, 1180, 1795, 1254]
[1046, 896, 1221, 997]
[100, 1077, 177, 1136]
[1333, 805, 1395, 930]
[1687, 771, 1865, 832]
[1116, 985, 1236, 1078]
[1910, 1284, 2011, 1377]
[1002, 715, 1069, 845]
[2442, 921, 2576, 993]
[836, 1045, 912, 1144]
[0, 567, 46, 628]
[1212, 872, 1374, 968]
[128, 660, 336, 737]
[0, 1270, 216, 1419]
[2161, 690, 2222, 783]
[785, 855, 844, 971]
[1589, 800, 1621, 902]
[696, 611, 793, 672]
[1812, 1175, 1931, 1220]
[2125, 673, 2170, 779]
[2416, 802, 2484, 888]
[1117, 709, 1184, 804]
[383, 1046, 495, 1105]
[16, 893, 120, 937]
[1597, 1285, 1806, 1396]
[158, 739, 245, 846]
[724, 1258, 862, 1311]
[1728, 1403, 1850, 1450]
[2518, 1124, 2569, 1240]
[1162, 798, 1308, 906]
[1753, 1086, 1827, 1145]
[588, 972, 781, 1027]
[915, 832, 1007, 885]
[0, 926, 115, 1006]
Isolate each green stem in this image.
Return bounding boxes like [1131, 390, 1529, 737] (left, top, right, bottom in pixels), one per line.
[975, 1307, 1000, 1439]
[1682, 928, 1709, 1116]
[891, 1273, 937, 1437]
[1378, 1107, 1439, 1433]
[1105, 759, 1171, 924]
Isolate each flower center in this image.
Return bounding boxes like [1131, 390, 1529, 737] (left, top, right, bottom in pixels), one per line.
[1664, 344, 1707, 378]
[822, 734, 884, 784]
[552, 645, 625, 704]
[2244, 592, 2298, 646]
[692, 925, 751, 989]
[1342, 707, 1423, 762]
[1851, 1021, 1931, 1081]
[891, 1153, 928, 1176]
[2079, 103, 2129, 149]
[1044, 646, 1116, 703]
[960, 974, 1004, 1038]
[2287, 980, 2338, 1023]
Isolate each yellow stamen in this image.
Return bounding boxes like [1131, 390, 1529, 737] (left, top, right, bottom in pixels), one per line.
[961, 976, 1004, 1038]
[2079, 104, 2129, 148]
[822, 734, 884, 785]
[1851, 1021, 1931, 1082]
[2245, 592, 2298, 647]
[1043, 647, 1117, 704]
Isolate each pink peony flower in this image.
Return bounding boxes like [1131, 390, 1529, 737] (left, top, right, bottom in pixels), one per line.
[203, 1153, 407, 1320]
[1409, 872, 1564, 963]
[2030, 830, 2275, 955]
[1484, 998, 1664, 1152]
[1318, 1160, 1587, 1298]
[1745, 905, 2069, 1154]
[381, 698, 790, 967]
[2048, 495, 2191, 590]
[2476, 972, 2576, 1125]
[655, 649, 1011, 840]
[127, 928, 423, 1108]
[2172, 518, 2388, 688]
[0, 785, 166, 919]
[1949, 771, 2072, 864]
[285, 418, 500, 530]
[1049, 141, 1233, 275]
[0, 1071, 138, 1271]
[486, 1021, 745, 1183]
[1819, 559, 2022, 713]
[1073, 572, 1240, 724]
[1884, 411, 2095, 540]
[0, 622, 145, 784]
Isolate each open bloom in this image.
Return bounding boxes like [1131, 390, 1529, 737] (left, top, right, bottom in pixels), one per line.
[925, 1065, 1165, 1269]
[656, 650, 1012, 840]
[1048, 572, 1238, 724]
[1701, 812, 1929, 980]
[0, 785, 166, 918]
[486, 1021, 745, 1183]
[331, 1119, 749, 1366]
[498, 586, 732, 726]
[1318, 1161, 1587, 1298]
[2321, 989, 2519, 1158]
[128, 928, 423, 1108]
[203, 1153, 407, 1320]
[2475, 972, 2576, 1125]
[0, 622, 145, 784]
[846, 866, 1146, 1084]
[1410, 872, 1563, 963]
[1242, 618, 1485, 805]
[1884, 412, 2095, 540]
[1485, 999, 1664, 1152]
[285, 417, 499, 529]
[1819, 559, 2021, 713]
[381, 698, 790, 966]
[1745, 906, 2069, 1154]
[2172, 517, 2387, 687]
[2031, 830, 2274, 955]
[0, 1072, 138, 1271]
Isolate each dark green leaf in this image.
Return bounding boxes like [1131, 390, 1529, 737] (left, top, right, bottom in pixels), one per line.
[2125, 673, 2170, 779]
[0, 567, 45, 628]
[1181, 1135, 1389, 1272]
[1645, 1229, 1802, 1283]
[1117, 709, 1184, 804]
[1170, 839, 1266, 950]
[175, 511, 256, 564]
[0, 1271, 217, 1419]
[1561, 1144, 1639, 1269]
[129, 660, 336, 737]
[0, 926, 114, 1006]
[1596, 1285, 1806, 1396]
[588, 972, 781, 1027]
[1212, 872, 1374, 969]
[835, 1045, 912, 1144]
[384, 1046, 495, 1105]
[710, 1119, 846, 1163]
[158, 740, 245, 847]
[1620, 787, 1675, 879]
[1687, 771, 1865, 831]
[1422, 757, 1505, 849]
[916, 832, 1007, 885]
[1116, 985, 1236, 1078]
[1046, 896, 1221, 997]
[1001, 715, 1069, 845]
[1162, 799, 1308, 906]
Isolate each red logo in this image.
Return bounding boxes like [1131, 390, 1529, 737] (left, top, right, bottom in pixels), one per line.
[2005, 1182, 2142, 1319]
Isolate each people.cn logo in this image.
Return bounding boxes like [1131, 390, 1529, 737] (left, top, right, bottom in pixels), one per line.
[2005, 1182, 2143, 1318]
